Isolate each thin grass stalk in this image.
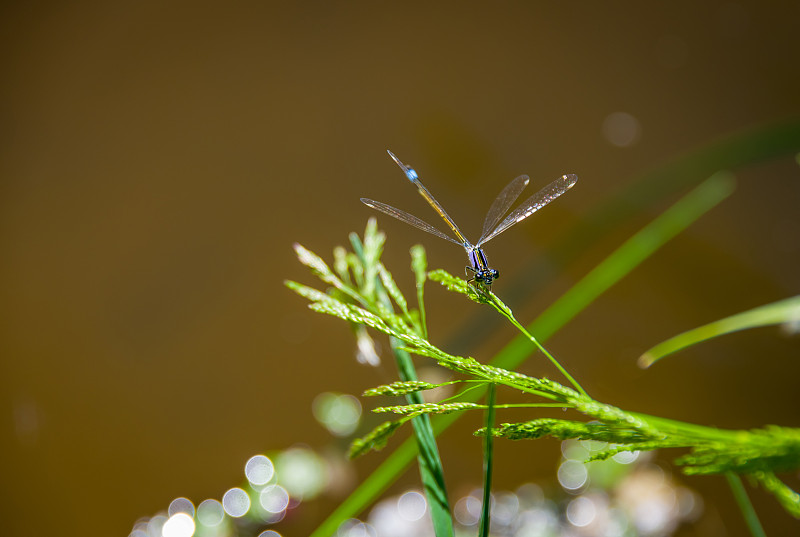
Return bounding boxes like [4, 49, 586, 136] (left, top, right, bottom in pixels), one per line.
[478, 383, 497, 537]
[726, 472, 767, 537]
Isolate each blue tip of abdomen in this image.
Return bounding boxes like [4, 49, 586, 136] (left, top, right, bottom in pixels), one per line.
[405, 168, 418, 181]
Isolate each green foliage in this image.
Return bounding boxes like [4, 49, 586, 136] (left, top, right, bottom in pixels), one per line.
[289, 219, 455, 537]
[290, 124, 800, 535]
[287, 228, 800, 474]
[289, 212, 800, 531]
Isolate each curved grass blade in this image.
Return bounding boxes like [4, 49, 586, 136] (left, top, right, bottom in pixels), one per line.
[639, 295, 800, 368]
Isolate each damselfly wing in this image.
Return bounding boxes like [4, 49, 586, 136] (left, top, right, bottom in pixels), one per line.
[361, 151, 577, 287]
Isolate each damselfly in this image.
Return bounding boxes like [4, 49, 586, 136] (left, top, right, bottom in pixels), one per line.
[361, 151, 577, 288]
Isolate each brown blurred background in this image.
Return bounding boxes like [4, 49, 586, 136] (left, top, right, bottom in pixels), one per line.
[2, 2, 800, 536]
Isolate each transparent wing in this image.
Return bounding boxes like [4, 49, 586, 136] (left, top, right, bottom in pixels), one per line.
[360, 198, 463, 246]
[477, 174, 530, 245]
[476, 174, 577, 247]
[387, 150, 471, 246]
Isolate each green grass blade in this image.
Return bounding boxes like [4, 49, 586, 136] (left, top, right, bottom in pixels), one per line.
[725, 473, 767, 537]
[411, 244, 429, 338]
[639, 295, 800, 367]
[478, 383, 496, 537]
[365, 233, 451, 536]
[392, 341, 453, 537]
[347, 222, 453, 535]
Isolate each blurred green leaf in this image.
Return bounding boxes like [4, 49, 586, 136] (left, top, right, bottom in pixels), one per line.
[639, 295, 800, 367]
